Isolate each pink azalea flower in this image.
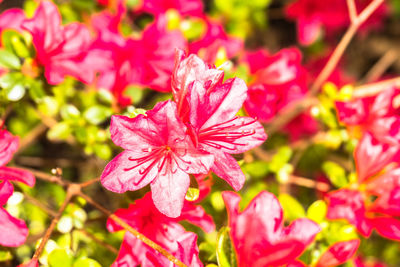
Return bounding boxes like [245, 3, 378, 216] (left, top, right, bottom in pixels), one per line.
[101, 100, 214, 217]
[189, 20, 243, 64]
[316, 239, 360, 267]
[243, 48, 308, 122]
[107, 192, 214, 266]
[134, 0, 204, 17]
[172, 51, 267, 191]
[0, 130, 35, 247]
[0, 9, 25, 34]
[22, 1, 95, 85]
[222, 191, 320, 267]
[135, 15, 187, 92]
[327, 132, 400, 240]
[285, 0, 388, 45]
[326, 189, 373, 237]
[336, 87, 400, 144]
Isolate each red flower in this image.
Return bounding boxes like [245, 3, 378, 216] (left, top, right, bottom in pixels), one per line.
[0, 130, 35, 247]
[286, 0, 388, 45]
[22, 1, 95, 84]
[316, 240, 360, 267]
[336, 87, 400, 144]
[107, 192, 214, 266]
[189, 20, 243, 64]
[134, 0, 204, 17]
[222, 191, 320, 267]
[101, 100, 214, 217]
[173, 52, 267, 191]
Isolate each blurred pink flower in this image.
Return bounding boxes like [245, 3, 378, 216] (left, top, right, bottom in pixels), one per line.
[107, 192, 214, 266]
[222, 191, 320, 267]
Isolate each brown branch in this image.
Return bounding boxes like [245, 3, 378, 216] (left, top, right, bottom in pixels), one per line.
[32, 186, 75, 260]
[346, 0, 358, 23]
[287, 175, 330, 192]
[79, 177, 100, 188]
[78, 192, 188, 267]
[16, 166, 68, 186]
[78, 229, 118, 255]
[17, 123, 48, 153]
[352, 76, 400, 98]
[22, 192, 58, 217]
[265, 0, 385, 136]
[363, 49, 398, 83]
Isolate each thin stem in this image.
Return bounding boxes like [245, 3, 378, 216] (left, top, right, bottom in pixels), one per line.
[346, 0, 358, 22]
[78, 192, 188, 267]
[17, 123, 48, 153]
[352, 76, 400, 98]
[363, 49, 397, 83]
[287, 175, 330, 192]
[32, 190, 73, 260]
[17, 167, 67, 186]
[78, 229, 118, 255]
[265, 0, 385, 135]
[22, 192, 58, 217]
[79, 177, 100, 188]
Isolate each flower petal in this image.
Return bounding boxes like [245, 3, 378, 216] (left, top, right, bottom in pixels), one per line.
[101, 150, 158, 193]
[0, 166, 35, 187]
[316, 240, 360, 267]
[284, 218, 321, 247]
[371, 217, 400, 240]
[151, 168, 190, 218]
[0, 130, 19, 166]
[0, 207, 28, 247]
[0, 180, 13, 206]
[212, 152, 245, 191]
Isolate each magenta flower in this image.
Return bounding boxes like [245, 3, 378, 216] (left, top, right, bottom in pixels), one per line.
[107, 192, 214, 266]
[22, 1, 95, 85]
[101, 100, 214, 217]
[134, 0, 204, 17]
[222, 191, 320, 267]
[0, 9, 25, 34]
[0, 130, 35, 247]
[173, 52, 267, 191]
[316, 240, 360, 267]
[189, 20, 243, 64]
[285, 0, 388, 45]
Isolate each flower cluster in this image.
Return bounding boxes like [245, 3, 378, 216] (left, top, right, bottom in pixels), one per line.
[101, 51, 267, 217]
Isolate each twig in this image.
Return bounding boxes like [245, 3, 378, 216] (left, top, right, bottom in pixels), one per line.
[16, 166, 68, 186]
[78, 229, 118, 255]
[78, 192, 188, 267]
[352, 76, 400, 98]
[287, 175, 330, 192]
[32, 186, 75, 260]
[17, 123, 48, 153]
[346, 0, 358, 23]
[363, 49, 398, 83]
[265, 0, 385, 135]
[79, 177, 100, 188]
[22, 192, 58, 217]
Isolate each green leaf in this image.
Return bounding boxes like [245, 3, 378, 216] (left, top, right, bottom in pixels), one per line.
[48, 249, 73, 267]
[83, 106, 112, 125]
[0, 250, 12, 262]
[61, 104, 81, 120]
[307, 200, 327, 223]
[269, 146, 293, 173]
[216, 227, 238, 267]
[93, 143, 112, 160]
[0, 49, 21, 69]
[279, 193, 306, 221]
[322, 161, 348, 188]
[243, 161, 269, 178]
[185, 187, 200, 201]
[73, 258, 102, 267]
[47, 122, 72, 141]
[6, 82, 26, 101]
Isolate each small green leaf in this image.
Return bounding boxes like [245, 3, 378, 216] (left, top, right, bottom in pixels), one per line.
[0, 49, 21, 69]
[83, 106, 112, 125]
[279, 193, 306, 221]
[6, 82, 26, 101]
[307, 200, 327, 223]
[93, 143, 112, 160]
[0, 250, 12, 262]
[243, 161, 269, 178]
[185, 187, 200, 201]
[216, 227, 238, 267]
[322, 161, 348, 188]
[61, 104, 81, 120]
[48, 249, 73, 267]
[73, 258, 102, 267]
[47, 122, 72, 141]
